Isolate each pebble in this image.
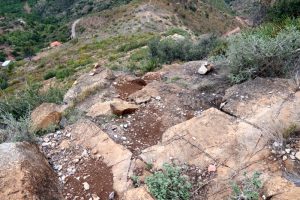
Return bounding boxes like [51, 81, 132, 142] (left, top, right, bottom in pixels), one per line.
[282, 155, 288, 161]
[42, 142, 50, 147]
[82, 149, 88, 157]
[83, 182, 90, 191]
[285, 149, 291, 154]
[272, 141, 280, 148]
[92, 194, 100, 200]
[208, 164, 217, 172]
[290, 155, 296, 160]
[92, 149, 98, 155]
[155, 96, 161, 100]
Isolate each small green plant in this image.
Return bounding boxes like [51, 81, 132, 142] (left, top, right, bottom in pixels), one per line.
[146, 162, 153, 171]
[0, 72, 8, 90]
[131, 175, 141, 188]
[231, 172, 263, 200]
[283, 123, 298, 139]
[145, 163, 192, 200]
[44, 70, 56, 80]
[55, 68, 74, 80]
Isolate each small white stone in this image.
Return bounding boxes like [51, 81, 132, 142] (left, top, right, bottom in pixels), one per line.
[92, 194, 100, 200]
[155, 96, 161, 100]
[198, 66, 208, 75]
[285, 149, 291, 154]
[290, 155, 296, 160]
[273, 141, 280, 147]
[42, 142, 50, 147]
[83, 182, 90, 191]
[282, 155, 288, 161]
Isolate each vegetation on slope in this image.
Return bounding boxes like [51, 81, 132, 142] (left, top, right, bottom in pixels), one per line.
[0, 0, 133, 60]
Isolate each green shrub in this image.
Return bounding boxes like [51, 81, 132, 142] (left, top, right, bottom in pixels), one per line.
[0, 112, 34, 143]
[148, 35, 219, 64]
[55, 68, 74, 80]
[0, 51, 6, 62]
[0, 84, 65, 120]
[145, 163, 192, 200]
[268, 0, 300, 21]
[140, 58, 161, 73]
[0, 73, 8, 90]
[226, 26, 300, 83]
[44, 70, 56, 80]
[231, 172, 263, 200]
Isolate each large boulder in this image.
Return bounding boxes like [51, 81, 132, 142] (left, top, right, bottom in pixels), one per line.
[67, 120, 132, 194]
[0, 142, 63, 200]
[31, 103, 65, 132]
[222, 78, 299, 131]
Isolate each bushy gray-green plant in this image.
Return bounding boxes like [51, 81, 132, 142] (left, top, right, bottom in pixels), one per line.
[0, 112, 34, 143]
[0, 84, 65, 120]
[226, 26, 300, 83]
[145, 163, 192, 200]
[148, 35, 219, 64]
[231, 172, 263, 200]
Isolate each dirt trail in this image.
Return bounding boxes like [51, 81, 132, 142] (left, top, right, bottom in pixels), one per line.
[71, 19, 81, 39]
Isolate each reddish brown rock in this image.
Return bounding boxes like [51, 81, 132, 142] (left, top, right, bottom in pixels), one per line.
[31, 103, 64, 132]
[0, 142, 63, 200]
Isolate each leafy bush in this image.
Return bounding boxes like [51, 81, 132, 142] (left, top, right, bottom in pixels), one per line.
[0, 113, 33, 143]
[0, 73, 8, 90]
[268, 0, 300, 21]
[0, 84, 65, 120]
[231, 172, 263, 200]
[140, 58, 160, 73]
[145, 163, 192, 200]
[226, 26, 300, 83]
[148, 35, 219, 64]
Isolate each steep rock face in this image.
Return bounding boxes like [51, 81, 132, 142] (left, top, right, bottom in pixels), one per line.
[0, 142, 63, 200]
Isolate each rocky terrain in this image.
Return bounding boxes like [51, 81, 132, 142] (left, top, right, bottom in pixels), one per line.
[1, 0, 300, 200]
[1, 59, 300, 199]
